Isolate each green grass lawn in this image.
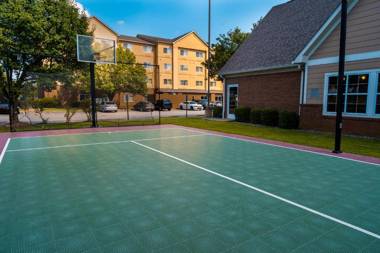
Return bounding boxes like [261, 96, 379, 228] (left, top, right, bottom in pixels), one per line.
[1, 117, 379, 158]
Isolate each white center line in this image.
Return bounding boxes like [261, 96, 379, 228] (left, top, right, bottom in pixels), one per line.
[6, 134, 207, 152]
[131, 140, 380, 240]
[0, 138, 10, 164]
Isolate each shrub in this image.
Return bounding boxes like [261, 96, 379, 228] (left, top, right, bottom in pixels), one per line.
[234, 107, 251, 122]
[250, 109, 262, 124]
[261, 109, 279, 126]
[212, 106, 223, 118]
[38, 97, 60, 108]
[279, 111, 299, 129]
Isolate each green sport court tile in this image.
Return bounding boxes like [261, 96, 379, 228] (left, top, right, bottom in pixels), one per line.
[1, 127, 380, 252]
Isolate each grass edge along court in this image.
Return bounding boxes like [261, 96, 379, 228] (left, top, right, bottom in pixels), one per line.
[0, 125, 379, 252]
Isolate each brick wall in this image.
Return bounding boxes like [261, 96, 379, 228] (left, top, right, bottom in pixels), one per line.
[300, 104, 380, 138]
[225, 71, 302, 114]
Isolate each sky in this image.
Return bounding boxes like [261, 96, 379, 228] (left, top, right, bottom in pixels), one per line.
[78, 0, 287, 43]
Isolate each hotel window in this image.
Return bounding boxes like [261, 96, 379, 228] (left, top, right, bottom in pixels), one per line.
[324, 71, 380, 117]
[163, 79, 172, 85]
[143, 62, 153, 69]
[196, 81, 203, 86]
[144, 46, 153, 53]
[123, 42, 133, 50]
[180, 64, 188, 71]
[210, 81, 216, 87]
[164, 63, 172, 70]
[196, 51, 204, 58]
[180, 80, 188, 86]
[377, 73, 380, 114]
[147, 78, 153, 85]
[180, 49, 188, 56]
[196, 66, 203, 73]
[163, 47, 172, 54]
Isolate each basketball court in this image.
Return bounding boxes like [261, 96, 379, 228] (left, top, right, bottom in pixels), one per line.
[0, 125, 379, 252]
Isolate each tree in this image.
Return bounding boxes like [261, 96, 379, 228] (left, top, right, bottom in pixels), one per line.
[0, 0, 89, 130]
[96, 46, 147, 100]
[204, 19, 263, 78]
[59, 84, 79, 124]
[204, 27, 249, 78]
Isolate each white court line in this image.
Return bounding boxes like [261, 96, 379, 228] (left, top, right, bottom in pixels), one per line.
[131, 140, 380, 240]
[10, 126, 182, 139]
[0, 138, 10, 164]
[178, 127, 380, 167]
[6, 134, 207, 152]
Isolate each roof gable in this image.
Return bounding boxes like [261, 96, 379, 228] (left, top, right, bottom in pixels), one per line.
[220, 0, 340, 76]
[88, 16, 118, 37]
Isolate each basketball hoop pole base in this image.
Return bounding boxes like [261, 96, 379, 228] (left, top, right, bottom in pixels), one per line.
[90, 63, 98, 128]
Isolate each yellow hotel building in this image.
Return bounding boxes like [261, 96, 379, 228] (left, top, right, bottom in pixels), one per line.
[89, 17, 223, 108]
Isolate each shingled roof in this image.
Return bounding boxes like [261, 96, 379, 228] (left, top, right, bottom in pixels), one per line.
[220, 0, 341, 76]
[118, 35, 154, 45]
[136, 32, 191, 44]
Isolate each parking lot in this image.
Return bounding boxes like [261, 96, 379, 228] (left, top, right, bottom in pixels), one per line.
[0, 109, 205, 124]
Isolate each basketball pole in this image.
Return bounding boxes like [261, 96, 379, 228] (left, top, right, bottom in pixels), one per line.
[90, 63, 97, 128]
[333, 0, 347, 153]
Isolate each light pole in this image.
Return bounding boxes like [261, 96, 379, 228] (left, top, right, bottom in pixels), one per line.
[207, 0, 211, 107]
[333, 0, 347, 153]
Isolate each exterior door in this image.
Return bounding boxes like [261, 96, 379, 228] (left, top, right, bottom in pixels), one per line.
[227, 84, 238, 119]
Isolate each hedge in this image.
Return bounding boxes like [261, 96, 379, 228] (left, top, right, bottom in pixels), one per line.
[279, 111, 299, 129]
[234, 107, 251, 122]
[212, 107, 223, 118]
[250, 109, 262, 124]
[261, 109, 279, 126]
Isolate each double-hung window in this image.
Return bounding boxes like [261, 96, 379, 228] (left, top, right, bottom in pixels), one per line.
[144, 46, 153, 53]
[324, 70, 380, 118]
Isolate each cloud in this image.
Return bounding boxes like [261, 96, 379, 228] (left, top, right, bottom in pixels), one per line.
[72, 1, 90, 17]
[116, 20, 126, 25]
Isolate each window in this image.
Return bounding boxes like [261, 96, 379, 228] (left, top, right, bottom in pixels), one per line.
[377, 73, 380, 114]
[147, 78, 153, 85]
[196, 66, 203, 73]
[180, 49, 188, 56]
[180, 80, 188, 86]
[124, 94, 134, 102]
[180, 65, 188, 71]
[196, 81, 203, 86]
[164, 63, 172, 70]
[215, 95, 223, 102]
[210, 81, 217, 87]
[123, 42, 133, 50]
[143, 46, 153, 53]
[163, 79, 172, 85]
[143, 62, 153, 69]
[324, 70, 380, 118]
[196, 51, 204, 58]
[163, 47, 172, 54]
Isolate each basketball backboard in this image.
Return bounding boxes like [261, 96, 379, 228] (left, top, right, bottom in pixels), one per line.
[76, 34, 116, 64]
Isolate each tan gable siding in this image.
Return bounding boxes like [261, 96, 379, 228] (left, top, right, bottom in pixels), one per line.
[306, 58, 380, 104]
[88, 18, 117, 41]
[311, 0, 380, 59]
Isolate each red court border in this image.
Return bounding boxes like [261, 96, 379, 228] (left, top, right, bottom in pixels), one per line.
[0, 124, 379, 165]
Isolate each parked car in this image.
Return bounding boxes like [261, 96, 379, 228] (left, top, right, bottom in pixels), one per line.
[179, 101, 203, 111]
[0, 103, 20, 114]
[155, 99, 172, 111]
[133, 101, 154, 112]
[200, 99, 209, 108]
[98, 102, 118, 112]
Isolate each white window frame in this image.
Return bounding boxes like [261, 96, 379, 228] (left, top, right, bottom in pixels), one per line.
[322, 69, 380, 119]
[196, 66, 203, 73]
[210, 81, 216, 87]
[180, 64, 188, 71]
[196, 81, 203, 86]
[180, 49, 188, 56]
[163, 79, 172, 85]
[143, 45, 153, 53]
[164, 63, 172, 70]
[143, 62, 153, 69]
[196, 51, 204, 58]
[180, 80, 188, 86]
[163, 47, 172, 54]
[123, 42, 133, 50]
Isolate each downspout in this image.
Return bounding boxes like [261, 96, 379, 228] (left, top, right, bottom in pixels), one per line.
[299, 63, 306, 116]
[220, 75, 226, 118]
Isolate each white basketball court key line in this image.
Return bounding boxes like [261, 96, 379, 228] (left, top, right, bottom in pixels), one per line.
[131, 140, 380, 240]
